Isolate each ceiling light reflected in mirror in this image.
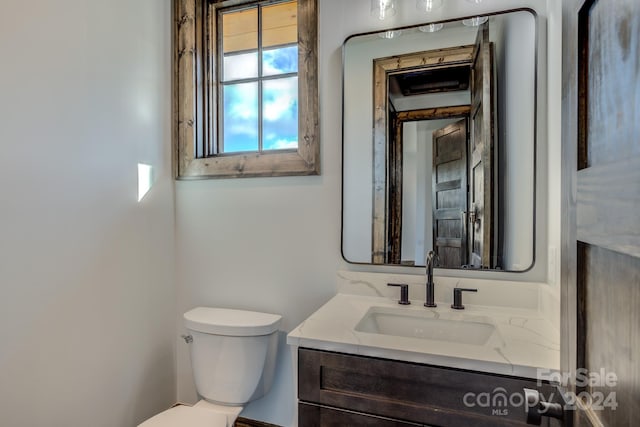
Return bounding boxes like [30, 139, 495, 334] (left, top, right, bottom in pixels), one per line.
[418, 23, 444, 32]
[379, 30, 403, 39]
[462, 16, 489, 26]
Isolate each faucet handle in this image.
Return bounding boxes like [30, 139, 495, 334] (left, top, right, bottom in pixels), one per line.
[426, 250, 440, 267]
[387, 283, 411, 305]
[451, 288, 477, 310]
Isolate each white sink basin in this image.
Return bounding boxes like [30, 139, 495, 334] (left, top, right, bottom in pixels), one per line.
[354, 306, 501, 346]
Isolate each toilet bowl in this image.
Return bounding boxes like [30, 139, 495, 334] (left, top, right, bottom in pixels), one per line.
[138, 307, 282, 427]
[138, 402, 230, 427]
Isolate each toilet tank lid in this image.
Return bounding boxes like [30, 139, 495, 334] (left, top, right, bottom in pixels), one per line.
[184, 307, 282, 336]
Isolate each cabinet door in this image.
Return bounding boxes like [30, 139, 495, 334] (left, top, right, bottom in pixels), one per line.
[299, 403, 422, 427]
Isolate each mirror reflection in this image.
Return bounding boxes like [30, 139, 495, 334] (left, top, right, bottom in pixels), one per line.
[342, 10, 536, 270]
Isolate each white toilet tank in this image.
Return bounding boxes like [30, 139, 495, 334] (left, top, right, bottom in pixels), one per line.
[183, 307, 282, 406]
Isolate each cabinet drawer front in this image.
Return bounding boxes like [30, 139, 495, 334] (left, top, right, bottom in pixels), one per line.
[298, 348, 552, 427]
[299, 403, 422, 427]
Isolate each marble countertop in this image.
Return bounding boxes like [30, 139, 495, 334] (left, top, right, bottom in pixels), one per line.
[287, 291, 560, 379]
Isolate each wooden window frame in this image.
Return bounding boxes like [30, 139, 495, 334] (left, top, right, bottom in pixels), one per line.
[174, 0, 319, 179]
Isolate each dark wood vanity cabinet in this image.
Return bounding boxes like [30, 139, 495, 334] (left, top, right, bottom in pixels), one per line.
[298, 348, 558, 427]
[299, 404, 421, 426]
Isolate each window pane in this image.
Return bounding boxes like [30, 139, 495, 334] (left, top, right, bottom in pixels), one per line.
[262, 46, 298, 77]
[222, 7, 258, 53]
[223, 82, 259, 152]
[262, 1, 297, 48]
[262, 77, 298, 150]
[223, 51, 258, 81]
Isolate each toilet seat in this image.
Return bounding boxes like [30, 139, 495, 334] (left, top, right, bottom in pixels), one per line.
[138, 405, 229, 427]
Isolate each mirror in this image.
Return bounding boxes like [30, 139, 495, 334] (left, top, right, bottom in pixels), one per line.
[342, 9, 537, 270]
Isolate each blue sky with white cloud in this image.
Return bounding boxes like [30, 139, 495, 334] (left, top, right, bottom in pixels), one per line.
[223, 46, 298, 153]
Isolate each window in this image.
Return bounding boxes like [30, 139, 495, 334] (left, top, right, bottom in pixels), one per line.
[220, 2, 298, 153]
[174, 0, 318, 179]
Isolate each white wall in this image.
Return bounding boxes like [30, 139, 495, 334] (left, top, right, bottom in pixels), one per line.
[402, 118, 460, 263]
[402, 122, 419, 262]
[0, 1, 176, 426]
[546, 0, 563, 292]
[493, 11, 537, 271]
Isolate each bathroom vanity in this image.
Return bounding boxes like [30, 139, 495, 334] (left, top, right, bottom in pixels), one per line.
[287, 272, 562, 427]
[313, 3, 567, 424]
[297, 348, 555, 426]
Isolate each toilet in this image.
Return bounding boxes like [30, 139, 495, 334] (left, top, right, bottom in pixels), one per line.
[139, 307, 282, 427]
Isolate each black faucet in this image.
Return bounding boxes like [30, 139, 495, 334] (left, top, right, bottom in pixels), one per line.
[424, 251, 438, 307]
[387, 283, 410, 305]
[451, 288, 478, 310]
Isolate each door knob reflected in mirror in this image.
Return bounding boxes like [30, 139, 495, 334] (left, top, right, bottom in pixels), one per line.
[469, 210, 477, 225]
[464, 204, 480, 226]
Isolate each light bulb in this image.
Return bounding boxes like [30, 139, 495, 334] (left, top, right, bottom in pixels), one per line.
[371, 0, 397, 20]
[417, 0, 443, 13]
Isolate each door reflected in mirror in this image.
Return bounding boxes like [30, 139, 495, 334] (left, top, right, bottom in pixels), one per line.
[342, 9, 537, 271]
